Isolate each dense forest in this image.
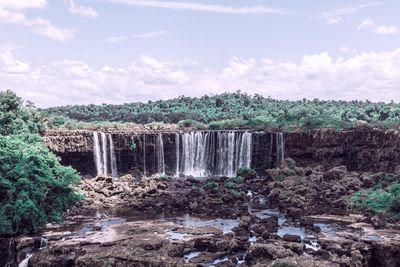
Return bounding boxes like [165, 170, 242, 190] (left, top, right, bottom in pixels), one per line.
[0, 90, 80, 235]
[43, 91, 400, 130]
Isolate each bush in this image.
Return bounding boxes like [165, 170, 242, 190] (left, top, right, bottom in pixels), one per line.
[204, 182, 219, 190]
[349, 183, 400, 218]
[208, 119, 248, 129]
[0, 134, 81, 235]
[236, 167, 257, 180]
[178, 119, 206, 129]
[156, 174, 171, 180]
[229, 189, 245, 198]
[247, 115, 277, 127]
[225, 176, 244, 189]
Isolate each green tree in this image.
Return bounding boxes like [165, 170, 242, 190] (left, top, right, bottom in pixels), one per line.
[0, 90, 43, 135]
[0, 134, 81, 235]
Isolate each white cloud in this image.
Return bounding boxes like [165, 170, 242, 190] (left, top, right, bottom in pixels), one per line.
[358, 19, 400, 35]
[318, 2, 381, 24]
[0, 0, 47, 10]
[2, 48, 400, 107]
[68, 0, 98, 18]
[107, 0, 290, 15]
[222, 57, 255, 76]
[106, 31, 168, 43]
[340, 46, 358, 55]
[0, 46, 30, 73]
[0, 3, 75, 41]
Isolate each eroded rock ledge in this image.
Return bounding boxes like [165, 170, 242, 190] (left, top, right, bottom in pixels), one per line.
[43, 128, 400, 177]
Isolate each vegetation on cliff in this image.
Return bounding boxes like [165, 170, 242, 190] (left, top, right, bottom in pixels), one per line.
[43, 91, 400, 130]
[0, 90, 80, 235]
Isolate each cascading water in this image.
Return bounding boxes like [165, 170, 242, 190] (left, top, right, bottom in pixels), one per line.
[175, 133, 180, 177]
[92, 130, 283, 178]
[176, 131, 252, 177]
[92, 132, 118, 177]
[109, 134, 118, 179]
[276, 132, 285, 167]
[101, 133, 109, 176]
[93, 132, 103, 175]
[156, 133, 165, 174]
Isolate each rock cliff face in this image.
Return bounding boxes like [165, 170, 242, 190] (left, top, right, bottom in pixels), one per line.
[285, 128, 400, 173]
[43, 128, 400, 177]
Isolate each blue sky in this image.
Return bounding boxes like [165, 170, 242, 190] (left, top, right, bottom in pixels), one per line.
[0, 0, 399, 107]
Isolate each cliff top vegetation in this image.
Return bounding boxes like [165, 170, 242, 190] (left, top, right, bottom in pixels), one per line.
[42, 91, 400, 130]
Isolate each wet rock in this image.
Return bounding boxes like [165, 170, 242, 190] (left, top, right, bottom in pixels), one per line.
[283, 234, 302, 243]
[282, 242, 305, 255]
[142, 238, 164, 250]
[167, 243, 185, 257]
[238, 216, 252, 229]
[245, 243, 295, 262]
[260, 216, 279, 231]
[93, 223, 102, 231]
[371, 214, 387, 229]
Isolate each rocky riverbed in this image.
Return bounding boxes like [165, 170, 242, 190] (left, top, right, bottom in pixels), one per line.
[3, 159, 400, 266]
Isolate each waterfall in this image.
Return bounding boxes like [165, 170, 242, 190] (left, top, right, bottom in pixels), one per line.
[109, 134, 118, 179]
[18, 253, 33, 267]
[156, 133, 165, 174]
[276, 132, 285, 167]
[92, 132, 118, 177]
[93, 132, 103, 176]
[101, 133, 108, 176]
[176, 131, 252, 177]
[180, 131, 211, 177]
[175, 133, 180, 177]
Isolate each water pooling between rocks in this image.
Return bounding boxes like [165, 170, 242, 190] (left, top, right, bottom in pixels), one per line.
[5, 159, 400, 267]
[17, 192, 387, 267]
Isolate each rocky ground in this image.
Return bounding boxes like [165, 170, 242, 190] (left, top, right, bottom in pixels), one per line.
[4, 159, 400, 266]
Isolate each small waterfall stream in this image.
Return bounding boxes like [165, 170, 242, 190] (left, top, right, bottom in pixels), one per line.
[175, 133, 180, 177]
[92, 132, 118, 178]
[109, 134, 118, 178]
[156, 133, 165, 174]
[93, 132, 103, 175]
[276, 132, 285, 167]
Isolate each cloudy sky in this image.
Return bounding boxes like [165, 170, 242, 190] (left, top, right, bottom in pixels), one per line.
[1, 0, 400, 107]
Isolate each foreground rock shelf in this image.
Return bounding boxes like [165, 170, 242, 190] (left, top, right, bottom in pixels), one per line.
[4, 160, 400, 266]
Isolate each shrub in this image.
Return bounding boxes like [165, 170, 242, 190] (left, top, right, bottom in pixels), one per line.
[178, 119, 206, 129]
[0, 134, 81, 235]
[225, 176, 245, 189]
[247, 115, 277, 127]
[157, 174, 171, 180]
[208, 119, 248, 129]
[229, 189, 245, 198]
[208, 120, 225, 130]
[349, 183, 400, 217]
[236, 167, 257, 180]
[204, 182, 219, 190]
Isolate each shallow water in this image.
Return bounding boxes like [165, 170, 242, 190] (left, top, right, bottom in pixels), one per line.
[277, 226, 306, 239]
